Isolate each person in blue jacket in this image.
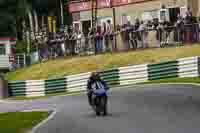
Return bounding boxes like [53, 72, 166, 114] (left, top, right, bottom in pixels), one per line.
[87, 72, 109, 106]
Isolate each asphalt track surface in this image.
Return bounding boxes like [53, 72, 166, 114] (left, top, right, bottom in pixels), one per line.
[1, 84, 200, 133]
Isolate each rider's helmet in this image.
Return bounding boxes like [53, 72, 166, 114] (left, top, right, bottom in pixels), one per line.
[91, 71, 101, 81]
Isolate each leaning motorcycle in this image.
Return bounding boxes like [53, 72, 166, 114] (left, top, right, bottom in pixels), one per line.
[91, 89, 108, 116]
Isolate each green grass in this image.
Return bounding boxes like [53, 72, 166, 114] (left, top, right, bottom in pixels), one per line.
[0, 112, 49, 133]
[7, 44, 200, 80]
[7, 90, 84, 101]
[139, 77, 200, 84]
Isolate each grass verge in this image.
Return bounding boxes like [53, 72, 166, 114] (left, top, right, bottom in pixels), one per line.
[7, 44, 200, 80]
[0, 112, 49, 133]
[7, 90, 84, 101]
[139, 77, 200, 85]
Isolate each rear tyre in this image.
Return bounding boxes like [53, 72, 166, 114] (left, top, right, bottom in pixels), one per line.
[96, 111, 100, 116]
[95, 97, 101, 116]
[102, 96, 107, 116]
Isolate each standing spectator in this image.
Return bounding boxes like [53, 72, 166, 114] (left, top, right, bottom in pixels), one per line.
[153, 19, 159, 29]
[81, 31, 86, 55]
[76, 30, 82, 55]
[67, 26, 73, 55]
[70, 27, 77, 55]
[88, 28, 94, 54]
[163, 20, 172, 45]
[102, 22, 107, 52]
[139, 21, 149, 48]
[159, 5, 169, 23]
[185, 7, 193, 22]
[120, 24, 126, 51]
[135, 18, 140, 30]
[131, 24, 138, 49]
[175, 14, 184, 43]
[95, 25, 103, 54]
[134, 18, 141, 46]
[57, 30, 65, 56]
[198, 18, 200, 42]
[64, 27, 70, 55]
[152, 18, 162, 47]
[156, 22, 163, 48]
[123, 23, 130, 50]
[116, 24, 124, 51]
[105, 20, 114, 52]
[127, 21, 137, 49]
[184, 7, 193, 43]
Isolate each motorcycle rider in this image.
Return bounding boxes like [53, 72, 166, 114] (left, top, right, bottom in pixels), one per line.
[87, 72, 109, 106]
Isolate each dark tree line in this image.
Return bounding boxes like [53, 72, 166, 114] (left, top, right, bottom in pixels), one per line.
[0, 0, 71, 38]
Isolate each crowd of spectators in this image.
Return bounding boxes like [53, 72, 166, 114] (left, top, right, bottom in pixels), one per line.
[34, 6, 200, 61]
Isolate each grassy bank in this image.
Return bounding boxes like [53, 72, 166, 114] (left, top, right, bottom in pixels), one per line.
[0, 112, 49, 133]
[7, 44, 200, 80]
[139, 77, 200, 85]
[7, 90, 84, 101]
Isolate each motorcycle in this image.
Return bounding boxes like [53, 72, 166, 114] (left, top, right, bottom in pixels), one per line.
[91, 89, 108, 116]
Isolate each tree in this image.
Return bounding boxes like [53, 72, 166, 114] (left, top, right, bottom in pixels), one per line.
[0, 0, 17, 37]
[1, 0, 72, 38]
[16, 0, 35, 38]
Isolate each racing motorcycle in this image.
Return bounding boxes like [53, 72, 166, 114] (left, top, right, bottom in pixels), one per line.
[91, 88, 108, 116]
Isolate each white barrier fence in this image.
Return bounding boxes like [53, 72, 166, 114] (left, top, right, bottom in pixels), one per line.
[119, 64, 148, 85]
[178, 56, 199, 78]
[8, 56, 200, 97]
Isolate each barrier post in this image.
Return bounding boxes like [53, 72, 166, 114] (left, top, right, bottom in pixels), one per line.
[0, 74, 9, 99]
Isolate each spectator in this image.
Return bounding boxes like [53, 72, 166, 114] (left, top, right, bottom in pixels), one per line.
[135, 18, 140, 30]
[185, 7, 193, 23]
[70, 27, 77, 55]
[147, 20, 153, 28]
[64, 27, 70, 55]
[139, 21, 149, 48]
[116, 24, 124, 51]
[184, 8, 193, 43]
[156, 22, 163, 47]
[153, 19, 159, 29]
[163, 20, 172, 45]
[88, 28, 94, 54]
[67, 26, 73, 55]
[57, 30, 65, 56]
[76, 30, 82, 55]
[127, 21, 136, 50]
[134, 18, 141, 46]
[198, 18, 200, 40]
[102, 22, 107, 52]
[105, 20, 114, 52]
[124, 23, 130, 50]
[95, 25, 103, 54]
[120, 24, 127, 51]
[131, 23, 138, 49]
[175, 14, 184, 43]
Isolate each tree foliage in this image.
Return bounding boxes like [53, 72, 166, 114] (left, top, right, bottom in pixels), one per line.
[1, 0, 72, 37]
[0, 0, 17, 37]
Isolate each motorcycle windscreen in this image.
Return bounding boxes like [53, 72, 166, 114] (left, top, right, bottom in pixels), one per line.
[93, 88, 107, 96]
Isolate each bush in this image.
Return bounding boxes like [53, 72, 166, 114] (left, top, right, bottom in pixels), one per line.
[16, 40, 36, 54]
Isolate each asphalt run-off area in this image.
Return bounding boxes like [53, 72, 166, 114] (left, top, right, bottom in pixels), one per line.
[1, 84, 200, 133]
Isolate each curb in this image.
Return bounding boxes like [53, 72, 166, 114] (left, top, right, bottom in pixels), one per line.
[2, 83, 200, 102]
[1, 91, 86, 103]
[137, 83, 200, 87]
[29, 109, 57, 133]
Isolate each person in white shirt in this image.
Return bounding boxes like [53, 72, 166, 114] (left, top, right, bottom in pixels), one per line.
[105, 20, 114, 52]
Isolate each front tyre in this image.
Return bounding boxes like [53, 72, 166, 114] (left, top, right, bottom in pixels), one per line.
[101, 96, 107, 116]
[96, 111, 100, 116]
